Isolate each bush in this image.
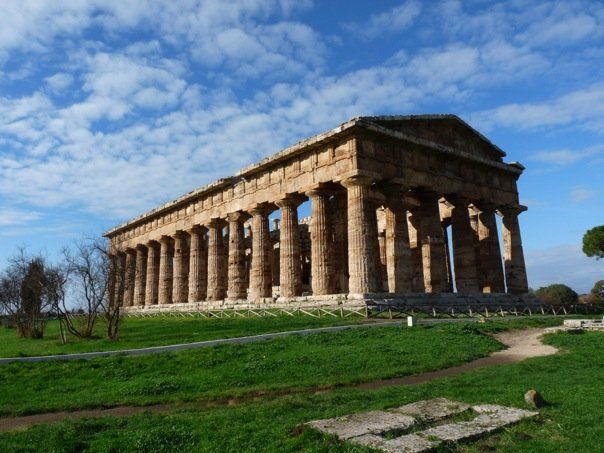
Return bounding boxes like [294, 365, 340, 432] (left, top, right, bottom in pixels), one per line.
[534, 284, 578, 305]
[591, 280, 604, 303]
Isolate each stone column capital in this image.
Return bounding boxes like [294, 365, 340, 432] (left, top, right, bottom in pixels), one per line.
[146, 239, 160, 248]
[248, 202, 275, 216]
[187, 225, 207, 235]
[305, 185, 332, 198]
[471, 201, 497, 214]
[498, 205, 527, 217]
[158, 235, 173, 244]
[135, 243, 147, 251]
[340, 174, 374, 189]
[206, 217, 227, 229]
[275, 193, 306, 209]
[226, 210, 250, 223]
[173, 230, 188, 239]
[445, 194, 471, 208]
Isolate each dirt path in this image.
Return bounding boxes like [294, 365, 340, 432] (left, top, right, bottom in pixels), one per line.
[0, 328, 558, 433]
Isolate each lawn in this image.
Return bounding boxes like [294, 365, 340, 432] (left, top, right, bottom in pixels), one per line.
[0, 322, 510, 416]
[0, 314, 369, 357]
[0, 326, 602, 452]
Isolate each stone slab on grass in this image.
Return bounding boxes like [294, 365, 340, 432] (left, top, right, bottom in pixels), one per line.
[306, 398, 538, 452]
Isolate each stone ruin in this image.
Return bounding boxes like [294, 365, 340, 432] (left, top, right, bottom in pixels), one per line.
[545, 318, 604, 333]
[104, 115, 531, 312]
[306, 398, 538, 452]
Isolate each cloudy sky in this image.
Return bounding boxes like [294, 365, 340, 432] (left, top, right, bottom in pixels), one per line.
[0, 0, 602, 293]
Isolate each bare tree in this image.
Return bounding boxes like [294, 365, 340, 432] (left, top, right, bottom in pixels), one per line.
[0, 250, 61, 339]
[58, 237, 124, 341]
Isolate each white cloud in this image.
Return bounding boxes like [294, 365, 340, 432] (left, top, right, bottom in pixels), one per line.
[44, 72, 73, 91]
[345, 1, 421, 39]
[531, 145, 604, 166]
[471, 83, 604, 133]
[0, 208, 41, 226]
[570, 186, 596, 203]
[526, 244, 604, 294]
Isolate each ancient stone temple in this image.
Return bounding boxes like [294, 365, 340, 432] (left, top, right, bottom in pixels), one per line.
[104, 115, 530, 312]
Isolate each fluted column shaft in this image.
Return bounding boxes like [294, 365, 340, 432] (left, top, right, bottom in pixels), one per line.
[476, 205, 505, 293]
[123, 250, 136, 306]
[501, 208, 529, 294]
[418, 192, 449, 293]
[407, 210, 425, 292]
[158, 238, 173, 304]
[172, 233, 189, 303]
[133, 247, 147, 306]
[308, 188, 335, 295]
[342, 176, 380, 294]
[114, 253, 126, 307]
[207, 220, 226, 301]
[276, 197, 303, 298]
[249, 206, 272, 300]
[227, 213, 248, 300]
[331, 192, 349, 293]
[385, 205, 412, 293]
[145, 242, 159, 305]
[450, 198, 479, 293]
[188, 227, 207, 302]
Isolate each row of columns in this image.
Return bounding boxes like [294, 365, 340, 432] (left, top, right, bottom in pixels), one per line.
[114, 177, 528, 306]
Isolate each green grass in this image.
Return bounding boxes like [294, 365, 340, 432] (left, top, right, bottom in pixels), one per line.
[0, 315, 369, 357]
[0, 324, 602, 452]
[0, 322, 506, 416]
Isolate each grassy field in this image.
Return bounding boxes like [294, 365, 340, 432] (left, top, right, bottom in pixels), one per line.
[0, 321, 601, 452]
[0, 315, 370, 357]
[0, 322, 509, 416]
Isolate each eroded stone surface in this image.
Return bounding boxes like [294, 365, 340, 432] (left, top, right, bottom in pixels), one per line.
[306, 411, 416, 440]
[390, 397, 471, 421]
[306, 399, 538, 453]
[105, 116, 530, 309]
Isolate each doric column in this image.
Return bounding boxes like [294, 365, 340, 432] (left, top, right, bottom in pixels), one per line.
[145, 241, 160, 305]
[227, 212, 248, 300]
[207, 219, 227, 301]
[475, 203, 505, 293]
[172, 232, 189, 304]
[384, 204, 412, 293]
[276, 195, 304, 298]
[448, 196, 479, 293]
[133, 245, 147, 306]
[341, 175, 380, 295]
[158, 236, 173, 304]
[442, 224, 454, 292]
[407, 210, 425, 292]
[123, 249, 136, 306]
[500, 206, 529, 294]
[248, 204, 273, 300]
[331, 191, 349, 293]
[188, 226, 207, 302]
[307, 187, 335, 295]
[417, 191, 449, 293]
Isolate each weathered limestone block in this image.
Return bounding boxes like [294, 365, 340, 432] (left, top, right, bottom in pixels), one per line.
[133, 245, 147, 306]
[207, 219, 227, 301]
[249, 204, 273, 300]
[227, 212, 248, 300]
[276, 195, 304, 298]
[188, 226, 207, 302]
[342, 175, 380, 294]
[501, 207, 529, 294]
[145, 241, 159, 305]
[158, 237, 173, 304]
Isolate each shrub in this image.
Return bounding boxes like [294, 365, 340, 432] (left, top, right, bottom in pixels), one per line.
[534, 284, 578, 305]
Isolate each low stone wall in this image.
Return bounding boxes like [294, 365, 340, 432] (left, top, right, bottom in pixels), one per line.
[121, 292, 540, 314]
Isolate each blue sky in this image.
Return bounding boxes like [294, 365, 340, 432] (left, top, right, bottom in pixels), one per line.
[0, 0, 602, 293]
